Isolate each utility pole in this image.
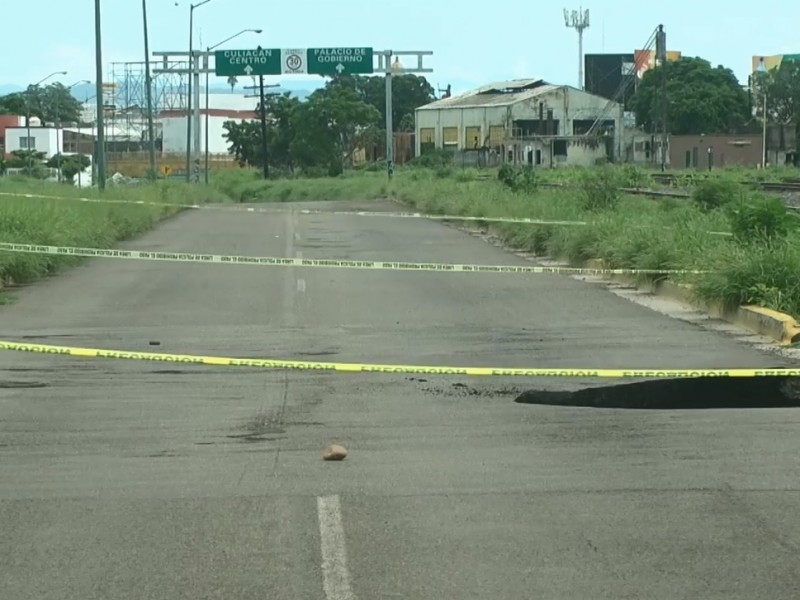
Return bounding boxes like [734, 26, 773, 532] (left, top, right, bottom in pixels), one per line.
[657, 24, 668, 171]
[94, 0, 106, 190]
[142, 0, 157, 180]
[258, 75, 269, 179]
[245, 79, 278, 179]
[55, 98, 61, 182]
[564, 8, 590, 89]
[186, 0, 213, 183]
[384, 50, 394, 180]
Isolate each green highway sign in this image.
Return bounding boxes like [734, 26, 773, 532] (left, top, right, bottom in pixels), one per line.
[214, 48, 281, 77]
[307, 47, 374, 76]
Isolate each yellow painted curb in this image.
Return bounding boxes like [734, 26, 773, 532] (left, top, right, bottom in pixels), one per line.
[737, 305, 800, 345]
[579, 258, 800, 346]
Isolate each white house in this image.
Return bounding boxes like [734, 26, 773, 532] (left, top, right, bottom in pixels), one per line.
[5, 118, 61, 158]
[415, 78, 624, 167]
[159, 108, 259, 154]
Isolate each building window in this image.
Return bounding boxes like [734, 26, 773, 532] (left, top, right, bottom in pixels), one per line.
[553, 139, 568, 156]
[419, 127, 435, 153]
[442, 127, 458, 147]
[465, 126, 481, 148]
[20, 136, 36, 149]
[419, 128, 434, 144]
[489, 126, 504, 150]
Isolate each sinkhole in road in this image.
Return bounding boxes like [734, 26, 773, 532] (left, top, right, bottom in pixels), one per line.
[515, 376, 800, 409]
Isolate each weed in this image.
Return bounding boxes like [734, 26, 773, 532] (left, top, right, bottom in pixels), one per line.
[578, 167, 620, 211]
[727, 193, 795, 242]
[691, 179, 741, 211]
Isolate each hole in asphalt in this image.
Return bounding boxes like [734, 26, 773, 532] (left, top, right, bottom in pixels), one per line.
[514, 376, 800, 409]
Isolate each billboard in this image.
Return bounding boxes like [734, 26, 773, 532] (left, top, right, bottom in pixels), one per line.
[634, 49, 681, 79]
[751, 54, 800, 75]
[584, 53, 636, 101]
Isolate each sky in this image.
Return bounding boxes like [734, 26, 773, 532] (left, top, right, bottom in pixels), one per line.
[1, 0, 799, 94]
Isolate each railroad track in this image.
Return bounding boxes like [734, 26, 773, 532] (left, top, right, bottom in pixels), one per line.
[649, 172, 800, 193]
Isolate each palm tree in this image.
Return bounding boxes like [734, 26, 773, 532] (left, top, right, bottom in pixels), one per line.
[227, 76, 238, 92]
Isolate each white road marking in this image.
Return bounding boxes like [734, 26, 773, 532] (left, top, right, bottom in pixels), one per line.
[297, 278, 306, 293]
[294, 231, 301, 241]
[317, 495, 356, 600]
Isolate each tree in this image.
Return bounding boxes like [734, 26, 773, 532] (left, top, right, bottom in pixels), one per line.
[327, 74, 434, 130]
[222, 94, 303, 171]
[0, 92, 27, 117]
[7, 149, 47, 178]
[0, 83, 82, 124]
[262, 93, 302, 170]
[290, 85, 380, 174]
[223, 87, 380, 175]
[47, 153, 91, 184]
[227, 76, 238, 92]
[632, 57, 750, 135]
[763, 60, 800, 158]
[222, 120, 263, 168]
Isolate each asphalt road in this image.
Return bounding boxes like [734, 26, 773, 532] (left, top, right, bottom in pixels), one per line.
[2, 199, 799, 599]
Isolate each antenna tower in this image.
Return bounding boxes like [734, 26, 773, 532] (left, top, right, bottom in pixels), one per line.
[564, 8, 590, 89]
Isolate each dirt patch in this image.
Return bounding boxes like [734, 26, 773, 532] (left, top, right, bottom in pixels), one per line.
[515, 376, 800, 409]
[422, 383, 523, 398]
[227, 411, 287, 443]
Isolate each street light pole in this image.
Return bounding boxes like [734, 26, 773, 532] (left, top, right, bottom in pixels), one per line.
[56, 80, 90, 183]
[94, 0, 106, 190]
[205, 28, 261, 185]
[142, 0, 157, 180]
[24, 71, 66, 175]
[757, 58, 769, 169]
[186, 0, 213, 183]
[762, 89, 768, 168]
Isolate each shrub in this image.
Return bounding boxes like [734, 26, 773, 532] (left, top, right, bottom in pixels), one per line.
[410, 149, 452, 168]
[691, 179, 741, 211]
[497, 163, 516, 187]
[619, 165, 650, 188]
[578, 166, 620, 211]
[727, 193, 795, 242]
[497, 164, 537, 192]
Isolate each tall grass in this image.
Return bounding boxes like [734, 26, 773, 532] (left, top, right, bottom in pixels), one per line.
[0, 179, 224, 287]
[6, 164, 800, 318]
[212, 168, 388, 202]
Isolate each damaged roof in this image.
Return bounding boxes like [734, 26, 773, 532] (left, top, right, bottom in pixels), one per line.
[417, 78, 562, 110]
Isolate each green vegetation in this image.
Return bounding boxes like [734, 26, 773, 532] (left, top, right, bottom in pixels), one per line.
[5, 162, 800, 319]
[0, 179, 225, 296]
[222, 73, 434, 175]
[206, 165, 800, 318]
[0, 82, 83, 124]
[632, 57, 752, 136]
[212, 169, 388, 203]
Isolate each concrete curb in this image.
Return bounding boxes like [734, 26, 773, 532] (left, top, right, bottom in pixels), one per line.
[583, 258, 800, 346]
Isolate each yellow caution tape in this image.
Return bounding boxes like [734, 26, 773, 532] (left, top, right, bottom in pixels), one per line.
[0, 242, 708, 276]
[0, 191, 587, 227]
[0, 339, 796, 377]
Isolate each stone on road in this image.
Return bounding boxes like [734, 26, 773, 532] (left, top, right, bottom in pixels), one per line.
[1, 199, 798, 599]
[322, 444, 348, 461]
